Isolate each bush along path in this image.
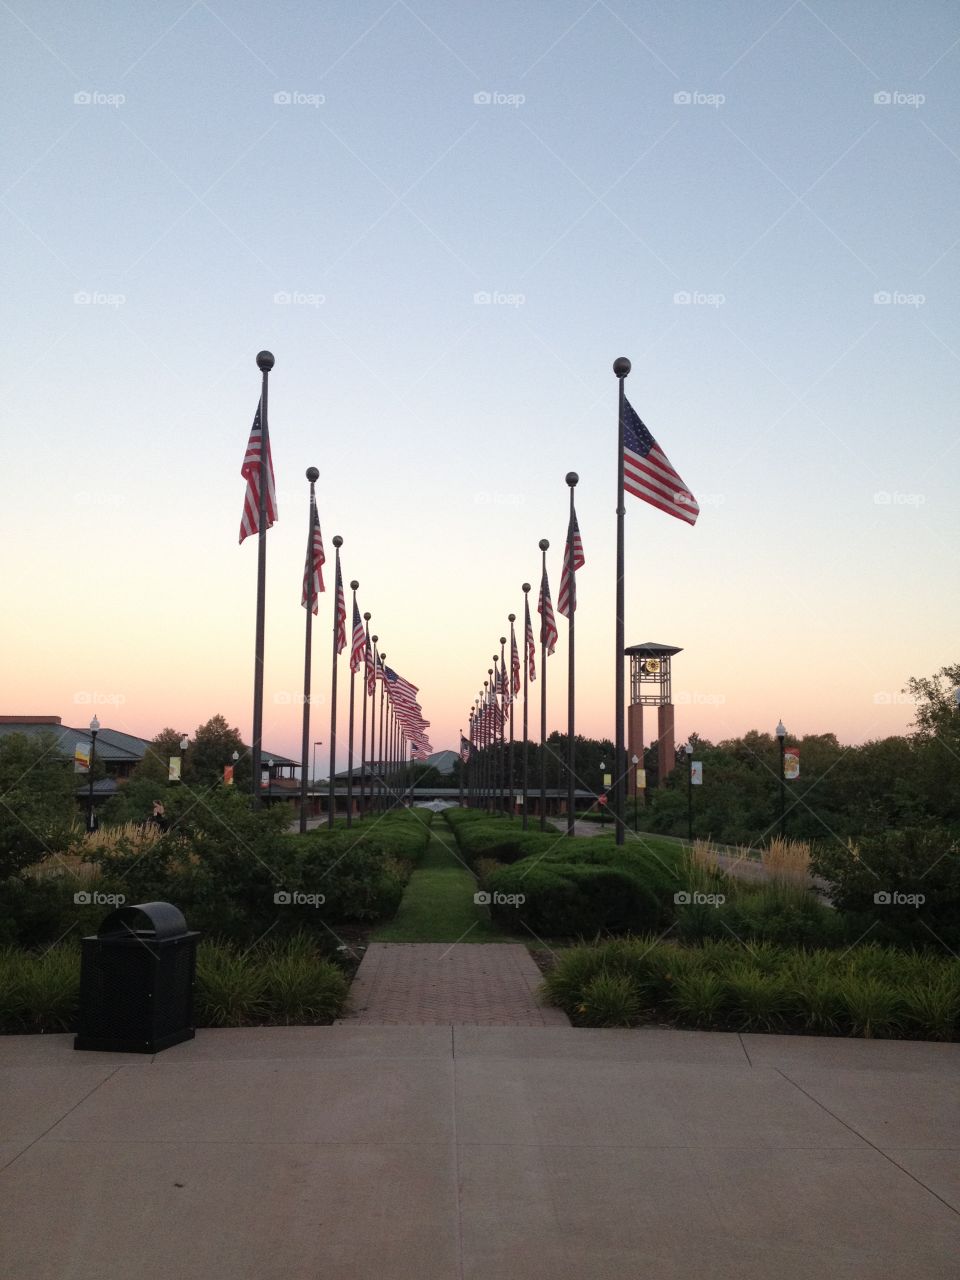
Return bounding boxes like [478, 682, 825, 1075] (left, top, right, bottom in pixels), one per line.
[341, 820, 566, 1025]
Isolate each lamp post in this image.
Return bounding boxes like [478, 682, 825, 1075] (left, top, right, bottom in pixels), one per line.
[775, 720, 786, 837]
[685, 742, 693, 842]
[86, 715, 100, 832]
[631, 754, 639, 833]
[599, 759, 606, 829]
[179, 735, 188, 783]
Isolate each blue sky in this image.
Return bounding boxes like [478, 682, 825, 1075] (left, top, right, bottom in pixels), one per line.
[4, 1, 959, 763]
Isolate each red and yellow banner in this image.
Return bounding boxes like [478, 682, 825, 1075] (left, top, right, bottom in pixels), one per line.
[784, 748, 800, 780]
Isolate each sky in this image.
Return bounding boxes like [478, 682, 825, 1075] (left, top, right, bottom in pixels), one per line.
[3, 0, 959, 768]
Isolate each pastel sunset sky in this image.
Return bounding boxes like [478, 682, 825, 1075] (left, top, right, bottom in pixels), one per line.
[4, 1, 959, 767]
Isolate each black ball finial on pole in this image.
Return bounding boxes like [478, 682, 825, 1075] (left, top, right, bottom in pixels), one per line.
[500, 636, 506, 645]
[508, 613, 516, 622]
[522, 582, 530, 593]
[364, 612, 371, 622]
[566, 471, 579, 487]
[306, 466, 319, 482]
[613, 356, 631, 378]
[350, 579, 359, 590]
[372, 634, 378, 644]
[539, 538, 549, 552]
[257, 350, 275, 372]
[333, 534, 343, 548]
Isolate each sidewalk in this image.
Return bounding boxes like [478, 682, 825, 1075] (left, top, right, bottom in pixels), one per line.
[2, 1026, 958, 1278]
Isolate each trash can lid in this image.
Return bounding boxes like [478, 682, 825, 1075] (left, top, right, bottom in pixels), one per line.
[97, 901, 190, 941]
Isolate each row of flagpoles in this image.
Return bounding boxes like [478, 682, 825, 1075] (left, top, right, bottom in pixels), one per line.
[239, 352, 433, 832]
[461, 357, 699, 845]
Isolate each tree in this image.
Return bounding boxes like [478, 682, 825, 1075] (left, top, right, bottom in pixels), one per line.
[0, 732, 78, 878]
[184, 715, 250, 789]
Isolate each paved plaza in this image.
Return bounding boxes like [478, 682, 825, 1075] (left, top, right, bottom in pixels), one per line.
[341, 942, 569, 1026]
[2, 1024, 958, 1278]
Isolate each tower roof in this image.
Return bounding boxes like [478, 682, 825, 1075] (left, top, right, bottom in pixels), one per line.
[623, 642, 683, 657]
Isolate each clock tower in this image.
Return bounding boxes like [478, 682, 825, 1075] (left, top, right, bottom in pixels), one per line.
[624, 642, 682, 793]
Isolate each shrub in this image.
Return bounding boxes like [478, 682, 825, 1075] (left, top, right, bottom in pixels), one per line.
[722, 962, 791, 1031]
[840, 975, 904, 1039]
[813, 828, 960, 950]
[669, 970, 726, 1027]
[575, 974, 644, 1027]
[0, 946, 80, 1033]
[195, 943, 268, 1026]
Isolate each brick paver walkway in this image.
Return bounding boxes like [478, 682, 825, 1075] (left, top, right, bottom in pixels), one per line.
[340, 943, 569, 1026]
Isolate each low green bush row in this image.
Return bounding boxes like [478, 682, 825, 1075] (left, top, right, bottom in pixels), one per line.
[0, 934, 350, 1034]
[544, 936, 960, 1041]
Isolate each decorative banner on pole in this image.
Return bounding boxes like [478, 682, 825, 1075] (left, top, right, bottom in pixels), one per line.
[168, 756, 182, 783]
[603, 773, 612, 787]
[223, 765, 234, 786]
[636, 769, 646, 790]
[260, 767, 271, 791]
[784, 748, 800, 780]
[691, 761, 703, 786]
[74, 743, 90, 773]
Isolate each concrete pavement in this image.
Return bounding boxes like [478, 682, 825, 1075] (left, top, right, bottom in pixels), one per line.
[1, 1026, 958, 1278]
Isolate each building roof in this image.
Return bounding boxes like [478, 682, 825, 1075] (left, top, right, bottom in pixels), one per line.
[0, 717, 291, 767]
[623, 642, 683, 658]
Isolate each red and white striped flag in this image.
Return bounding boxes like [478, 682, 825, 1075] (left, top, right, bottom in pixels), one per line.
[524, 596, 536, 683]
[538, 567, 558, 655]
[334, 557, 346, 653]
[365, 638, 376, 695]
[349, 599, 365, 674]
[557, 508, 584, 620]
[622, 396, 698, 525]
[510, 620, 521, 697]
[239, 402, 277, 543]
[301, 496, 325, 611]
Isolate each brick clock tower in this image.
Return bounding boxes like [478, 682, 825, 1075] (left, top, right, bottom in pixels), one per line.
[625, 643, 682, 794]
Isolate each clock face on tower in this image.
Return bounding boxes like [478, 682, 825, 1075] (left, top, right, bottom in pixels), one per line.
[640, 658, 661, 675]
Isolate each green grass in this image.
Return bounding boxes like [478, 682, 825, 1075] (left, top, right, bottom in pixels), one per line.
[372, 826, 515, 943]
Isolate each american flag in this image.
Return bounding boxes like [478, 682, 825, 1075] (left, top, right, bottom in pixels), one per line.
[301, 496, 325, 611]
[538, 567, 558, 655]
[239, 402, 277, 544]
[557, 508, 584, 620]
[365, 638, 376, 695]
[622, 396, 699, 525]
[510, 621, 521, 697]
[524, 596, 536, 683]
[349, 600, 365, 674]
[334, 558, 347, 653]
[460, 734, 475, 763]
[499, 659, 511, 705]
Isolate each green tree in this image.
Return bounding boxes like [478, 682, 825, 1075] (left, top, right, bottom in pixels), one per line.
[0, 732, 78, 878]
[185, 715, 251, 789]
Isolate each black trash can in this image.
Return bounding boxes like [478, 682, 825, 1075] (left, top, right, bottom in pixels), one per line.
[74, 901, 201, 1054]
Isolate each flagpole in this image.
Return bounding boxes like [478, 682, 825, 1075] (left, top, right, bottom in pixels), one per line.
[538, 538, 549, 833]
[325, 536, 342, 827]
[360, 615, 371, 818]
[299, 467, 319, 834]
[507, 615, 516, 820]
[565, 472, 578, 837]
[614, 356, 631, 846]
[504, 634, 512, 814]
[346, 581, 359, 827]
[521, 584, 531, 830]
[377, 650, 386, 813]
[250, 350, 274, 809]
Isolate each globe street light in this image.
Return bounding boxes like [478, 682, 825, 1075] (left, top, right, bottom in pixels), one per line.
[179, 735, 188, 782]
[87, 715, 100, 832]
[775, 720, 787, 837]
